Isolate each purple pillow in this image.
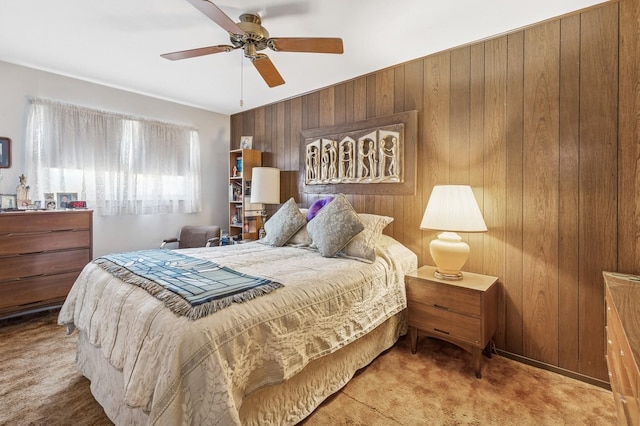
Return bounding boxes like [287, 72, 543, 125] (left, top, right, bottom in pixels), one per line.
[307, 196, 334, 221]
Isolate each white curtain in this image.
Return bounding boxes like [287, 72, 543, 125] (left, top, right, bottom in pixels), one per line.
[25, 98, 201, 215]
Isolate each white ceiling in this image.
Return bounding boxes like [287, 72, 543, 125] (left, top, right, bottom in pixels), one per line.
[1, 0, 606, 115]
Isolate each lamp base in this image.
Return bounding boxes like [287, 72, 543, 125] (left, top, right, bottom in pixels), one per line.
[434, 269, 463, 281]
[430, 231, 470, 280]
[258, 209, 267, 239]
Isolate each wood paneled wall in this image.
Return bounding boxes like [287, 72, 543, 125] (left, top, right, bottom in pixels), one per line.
[232, 0, 640, 383]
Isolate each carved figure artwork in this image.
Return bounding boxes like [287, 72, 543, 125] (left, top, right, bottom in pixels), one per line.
[306, 142, 320, 182]
[320, 139, 338, 182]
[320, 141, 329, 181]
[304, 127, 402, 185]
[380, 135, 399, 181]
[339, 137, 356, 181]
[328, 140, 338, 181]
[361, 139, 379, 180]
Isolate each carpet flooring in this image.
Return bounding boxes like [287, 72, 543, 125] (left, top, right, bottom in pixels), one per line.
[0, 309, 617, 425]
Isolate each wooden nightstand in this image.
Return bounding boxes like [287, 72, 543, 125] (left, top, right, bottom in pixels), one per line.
[405, 265, 499, 378]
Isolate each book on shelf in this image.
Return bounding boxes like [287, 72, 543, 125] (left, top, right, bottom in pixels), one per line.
[236, 157, 243, 173]
[230, 181, 242, 201]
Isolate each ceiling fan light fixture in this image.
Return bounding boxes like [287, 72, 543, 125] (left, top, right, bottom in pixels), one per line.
[244, 43, 257, 59]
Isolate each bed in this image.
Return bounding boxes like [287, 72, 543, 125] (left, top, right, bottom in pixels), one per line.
[58, 195, 417, 425]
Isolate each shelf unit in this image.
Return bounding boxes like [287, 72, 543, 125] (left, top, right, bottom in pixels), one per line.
[229, 148, 262, 242]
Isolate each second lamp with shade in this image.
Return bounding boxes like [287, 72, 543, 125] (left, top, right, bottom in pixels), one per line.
[250, 167, 281, 239]
[420, 185, 487, 280]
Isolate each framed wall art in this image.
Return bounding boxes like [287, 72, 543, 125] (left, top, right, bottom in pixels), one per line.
[0, 137, 10, 168]
[300, 110, 418, 196]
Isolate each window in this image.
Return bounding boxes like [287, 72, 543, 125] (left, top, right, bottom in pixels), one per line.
[25, 98, 201, 215]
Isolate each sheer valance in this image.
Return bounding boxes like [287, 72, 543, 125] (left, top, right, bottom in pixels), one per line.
[25, 98, 201, 215]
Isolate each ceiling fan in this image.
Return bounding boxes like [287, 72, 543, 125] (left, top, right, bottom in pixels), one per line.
[161, 0, 344, 88]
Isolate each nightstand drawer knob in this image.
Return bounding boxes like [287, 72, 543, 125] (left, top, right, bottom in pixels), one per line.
[434, 328, 450, 335]
[433, 304, 449, 311]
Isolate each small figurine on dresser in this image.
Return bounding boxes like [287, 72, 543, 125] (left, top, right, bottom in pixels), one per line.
[16, 174, 30, 209]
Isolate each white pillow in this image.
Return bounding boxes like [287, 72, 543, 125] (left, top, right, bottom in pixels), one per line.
[287, 209, 312, 246]
[339, 214, 394, 262]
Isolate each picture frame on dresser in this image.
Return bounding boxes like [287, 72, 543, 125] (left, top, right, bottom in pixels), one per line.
[1, 194, 17, 209]
[0, 137, 10, 168]
[44, 193, 56, 210]
[57, 192, 78, 209]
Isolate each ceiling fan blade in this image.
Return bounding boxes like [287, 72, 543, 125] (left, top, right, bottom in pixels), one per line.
[161, 45, 232, 61]
[252, 55, 285, 88]
[185, 0, 245, 35]
[268, 37, 344, 54]
[223, 2, 310, 20]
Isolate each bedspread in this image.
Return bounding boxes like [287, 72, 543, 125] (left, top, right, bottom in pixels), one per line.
[58, 237, 417, 425]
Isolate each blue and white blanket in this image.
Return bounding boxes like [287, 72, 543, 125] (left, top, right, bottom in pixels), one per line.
[94, 249, 282, 320]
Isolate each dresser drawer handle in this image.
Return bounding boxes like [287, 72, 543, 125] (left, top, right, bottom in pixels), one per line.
[6, 230, 54, 237]
[433, 328, 450, 335]
[433, 304, 449, 311]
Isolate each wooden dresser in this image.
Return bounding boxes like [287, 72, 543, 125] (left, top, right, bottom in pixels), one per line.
[0, 210, 93, 319]
[604, 272, 640, 425]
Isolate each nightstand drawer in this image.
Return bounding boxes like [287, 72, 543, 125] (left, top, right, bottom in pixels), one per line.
[408, 302, 481, 344]
[406, 277, 481, 317]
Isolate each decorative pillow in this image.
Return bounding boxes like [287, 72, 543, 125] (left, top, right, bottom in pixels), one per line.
[261, 198, 306, 247]
[306, 194, 364, 257]
[287, 210, 313, 246]
[307, 196, 334, 221]
[339, 214, 394, 263]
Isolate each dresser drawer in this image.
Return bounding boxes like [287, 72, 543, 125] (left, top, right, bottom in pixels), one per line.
[0, 230, 91, 256]
[0, 271, 80, 309]
[608, 327, 635, 397]
[607, 304, 639, 398]
[406, 276, 481, 317]
[0, 211, 91, 234]
[0, 249, 90, 281]
[408, 302, 482, 345]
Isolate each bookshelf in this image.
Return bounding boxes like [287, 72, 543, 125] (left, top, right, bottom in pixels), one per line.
[229, 149, 262, 241]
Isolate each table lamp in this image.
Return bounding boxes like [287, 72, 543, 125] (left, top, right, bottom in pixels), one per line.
[420, 185, 487, 280]
[250, 167, 281, 239]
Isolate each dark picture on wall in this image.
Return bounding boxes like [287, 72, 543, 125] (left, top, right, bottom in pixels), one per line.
[0, 137, 10, 168]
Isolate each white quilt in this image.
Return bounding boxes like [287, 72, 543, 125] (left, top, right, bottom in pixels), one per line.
[58, 237, 417, 425]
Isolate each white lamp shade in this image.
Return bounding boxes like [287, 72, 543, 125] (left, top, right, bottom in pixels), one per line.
[250, 167, 281, 204]
[420, 185, 487, 233]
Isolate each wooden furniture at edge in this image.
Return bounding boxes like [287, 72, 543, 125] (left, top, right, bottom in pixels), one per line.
[405, 265, 499, 378]
[229, 148, 262, 242]
[0, 210, 93, 319]
[603, 271, 640, 425]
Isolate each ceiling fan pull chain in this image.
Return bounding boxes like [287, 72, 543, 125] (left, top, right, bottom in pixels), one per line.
[240, 53, 244, 108]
